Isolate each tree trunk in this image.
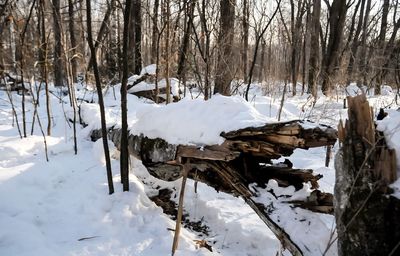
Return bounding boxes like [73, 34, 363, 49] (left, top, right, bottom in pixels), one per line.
[308, 0, 321, 100]
[163, 0, 171, 103]
[290, 0, 305, 96]
[126, 0, 142, 75]
[177, 0, 195, 86]
[86, 0, 116, 72]
[301, 6, 310, 95]
[335, 95, 399, 255]
[345, 0, 364, 86]
[86, 0, 114, 195]
[242, 0, 249, 82]
[214, 0, 235, 96]
[52, 0, 65, 86]
[321, 0, 347, 95]
[375, 0, 390, 94]
[245, 0, 281, 101]
[357, 0, 371, 88]
[68, 0, 78, 82]
[120, 0, 132, 191]
[257, 38, 266, 83]
[151, 0, 159, 64]
[38, 0, 51, 136]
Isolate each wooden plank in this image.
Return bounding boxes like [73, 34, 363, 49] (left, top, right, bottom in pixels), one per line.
[264, 135, 306, 148]
[177, 145, 240, 161]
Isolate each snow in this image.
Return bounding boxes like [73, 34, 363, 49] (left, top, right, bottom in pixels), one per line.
[140, 64, 157, 76]
[377, 108, 400, 196]
[1, 79, 399, 256]
[131, 95, 272, 145]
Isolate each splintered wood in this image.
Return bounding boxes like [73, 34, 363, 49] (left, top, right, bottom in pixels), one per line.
[335, 95, 400, 256]
[338, 94, 397, 185]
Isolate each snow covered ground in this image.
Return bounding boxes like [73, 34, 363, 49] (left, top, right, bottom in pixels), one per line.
[0, 76, 399, 256]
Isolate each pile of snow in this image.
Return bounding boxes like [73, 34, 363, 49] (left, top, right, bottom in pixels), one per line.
[131, 95, 273, 145]
[345, 84, 365, 96]
[140, 64, 157, 76]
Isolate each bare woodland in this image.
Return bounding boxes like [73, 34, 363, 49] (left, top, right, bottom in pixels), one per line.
[1, 0, 400, 255]
[1, 0, 400, 97]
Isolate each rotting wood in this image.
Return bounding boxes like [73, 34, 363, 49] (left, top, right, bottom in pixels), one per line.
[89, 119, 337, 255]
[177, 144, 240, 161]
[335, 94, 399, 256]
[287, 190, 334, 214]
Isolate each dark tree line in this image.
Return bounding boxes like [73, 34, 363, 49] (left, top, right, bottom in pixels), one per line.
[1, 0, 400, 99]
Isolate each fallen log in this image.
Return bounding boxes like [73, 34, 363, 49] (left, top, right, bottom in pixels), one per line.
[90, 120, 337, 255]
[100, 120, 337, 181]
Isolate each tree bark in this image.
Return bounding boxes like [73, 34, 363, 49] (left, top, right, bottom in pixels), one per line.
[345, 0, 364, 86]
[130, 0, 142, 74]
[214, 0, 235, 96]
[86, 0, 114, 195]
[151, 0, 159, 64]
[375, 0, 390, 94]
[357, 0, 371, 88]
[68, 0, 78, 82]
[242, 0, 249, 82]
[163, 0, 171, 103]
[335, 95, 399, 255]
[177, 0, 195, 87]
[86, 0, 116, 72]
[290, 0, 305, 96]
[52, 0, 65, 86]
[308, 0, 321, 100]
[321, 0, 347, 95]
[120, 0, 132, 191]
[38, 0, 51, 136]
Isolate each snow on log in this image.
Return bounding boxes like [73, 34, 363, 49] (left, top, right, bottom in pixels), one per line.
[90, 119, 337, 256]
[97, 120, 337, 185]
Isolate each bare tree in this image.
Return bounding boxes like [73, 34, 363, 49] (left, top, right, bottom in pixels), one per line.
[68, 0, 78, 82]
[321, 0, 347, 95]
[245, 0, 281, 101]
[52, 0, 65, 87]
[242, 0, 249, 82]
[289, 0, 306, 96]
[357, 0, 372, 87]
[120, 0, 132, 191]
[128, 0, 142, 74]
[151, 0, 160, 64]
[374, 0, 391, 94]
[308, 0, 321, 100]
[214, 0, 235, 96]
[86, 0, 114, 195]
[177, 0, 196, 91]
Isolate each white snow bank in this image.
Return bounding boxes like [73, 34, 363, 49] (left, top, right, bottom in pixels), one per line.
[130, 95, 273, 145]
[79, 102, 119, 130]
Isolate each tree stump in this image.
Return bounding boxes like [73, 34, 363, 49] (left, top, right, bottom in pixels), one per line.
[335, 94, 400, 256]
